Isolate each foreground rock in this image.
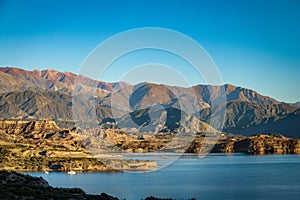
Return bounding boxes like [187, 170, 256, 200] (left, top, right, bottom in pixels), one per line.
[0, 170, 186, 200]
[0, 170, 118, 200]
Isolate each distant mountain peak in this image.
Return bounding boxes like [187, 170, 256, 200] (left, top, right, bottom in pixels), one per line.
[0, 66, 130, 93]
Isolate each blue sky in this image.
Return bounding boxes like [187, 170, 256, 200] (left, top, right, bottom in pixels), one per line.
[0, 0, 299, 102]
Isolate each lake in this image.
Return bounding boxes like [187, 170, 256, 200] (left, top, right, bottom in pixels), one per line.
[26, 153, 300, 200]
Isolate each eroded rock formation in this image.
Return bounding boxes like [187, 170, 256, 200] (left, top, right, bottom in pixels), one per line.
[0, 120, 156, 172]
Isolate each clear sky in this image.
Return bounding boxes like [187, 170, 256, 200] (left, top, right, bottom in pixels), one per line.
[0, 0, 299, 103]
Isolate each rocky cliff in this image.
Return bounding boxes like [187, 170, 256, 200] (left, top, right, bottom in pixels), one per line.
[0, 120, 60, 134]
[187, 133, 300, 154]
[236, 134, 300, 154]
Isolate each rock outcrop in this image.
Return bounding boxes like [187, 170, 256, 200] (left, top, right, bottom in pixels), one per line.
[187, 133, 300, 155]
[0, 120, 60, 134]
[236, 134, 300, 154]
[0, 170, 174, 200]
[0, 170, 118, 199]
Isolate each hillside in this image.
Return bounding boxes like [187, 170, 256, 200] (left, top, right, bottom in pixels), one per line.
[0, 67, 299, 138]
[223, 100, 296, 126]
[223, 108, 300, 138]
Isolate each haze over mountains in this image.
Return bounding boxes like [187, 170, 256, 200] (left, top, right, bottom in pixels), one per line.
[0, 67, 299, 138]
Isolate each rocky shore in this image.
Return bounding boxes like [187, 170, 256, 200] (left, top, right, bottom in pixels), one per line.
[0, 170, 118, 199]
[0, 170, 183, 200]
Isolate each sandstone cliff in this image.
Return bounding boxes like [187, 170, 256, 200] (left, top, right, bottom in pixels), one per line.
[0, 120, 60, 134]
[187, 133, 300, 155]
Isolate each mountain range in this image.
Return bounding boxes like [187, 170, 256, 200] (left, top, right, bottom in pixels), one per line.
[0, 67, 299, 138]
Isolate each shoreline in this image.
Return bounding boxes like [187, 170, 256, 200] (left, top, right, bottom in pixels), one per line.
[14, 154, 300, 200]
[10, 152, 300, 173]
[1, 120, 299, 174]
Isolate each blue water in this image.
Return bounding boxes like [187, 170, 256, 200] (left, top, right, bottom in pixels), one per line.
[27, 154, 300, 200]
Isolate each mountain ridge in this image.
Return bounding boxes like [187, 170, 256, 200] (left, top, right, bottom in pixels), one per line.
[0, 66, 289, 103]
[0, 66, 299, 138]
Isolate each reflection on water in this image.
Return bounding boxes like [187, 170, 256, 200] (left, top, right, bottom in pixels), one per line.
[26, 154, 300, 200]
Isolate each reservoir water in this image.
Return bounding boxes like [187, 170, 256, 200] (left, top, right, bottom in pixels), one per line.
[27, 154, 300, 200]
